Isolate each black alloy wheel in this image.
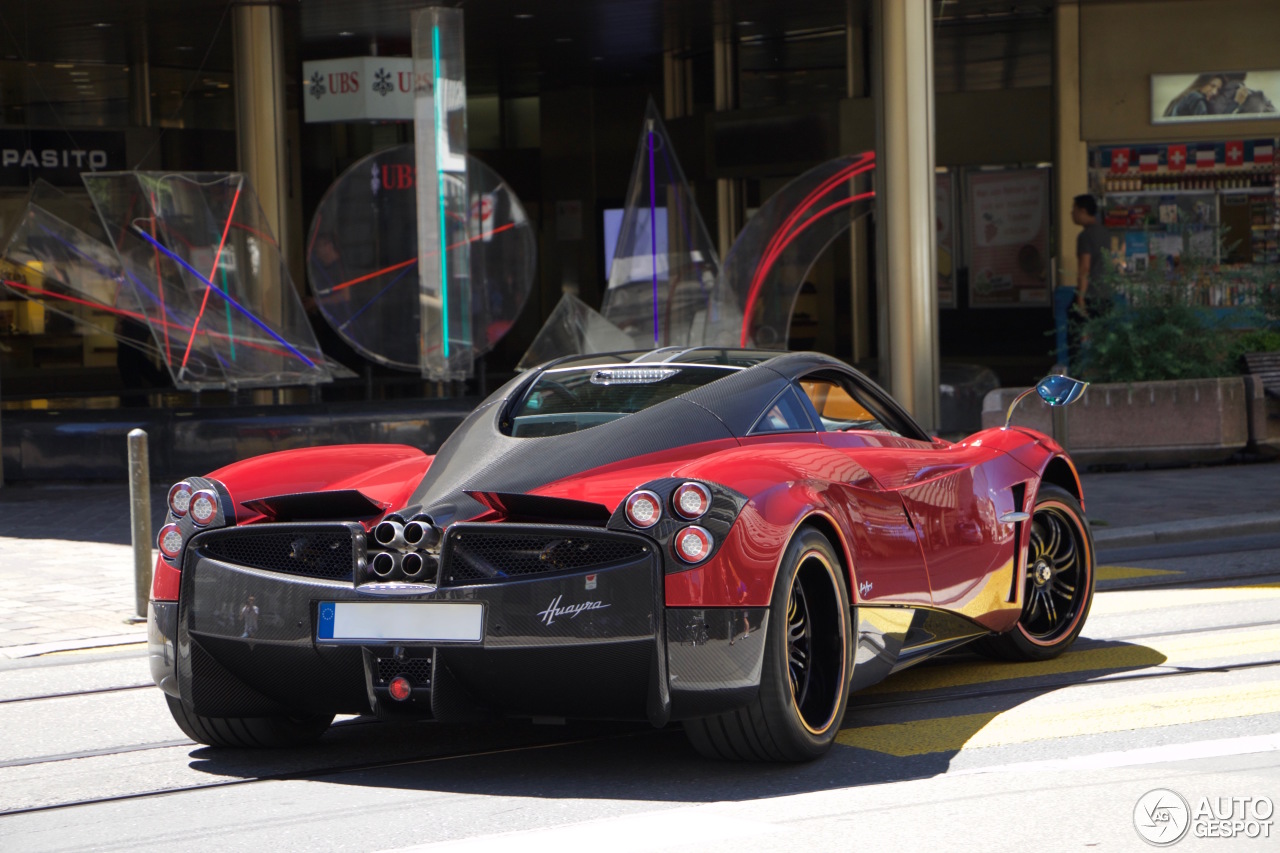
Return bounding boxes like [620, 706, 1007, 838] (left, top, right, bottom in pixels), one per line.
[685, 526, 852, 761]
[976, 483, 1095, 662]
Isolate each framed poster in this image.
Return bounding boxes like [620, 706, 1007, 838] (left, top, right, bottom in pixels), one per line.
[936, 171, 957, 309]
[966, 168, 1052, 308]
[1151, 71, 1280, 124]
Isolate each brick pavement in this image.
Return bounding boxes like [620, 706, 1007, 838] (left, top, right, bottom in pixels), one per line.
[0, 460, 1277, 656]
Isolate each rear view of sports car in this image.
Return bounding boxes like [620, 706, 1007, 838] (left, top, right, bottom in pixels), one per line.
[149, 348, 1094, 761]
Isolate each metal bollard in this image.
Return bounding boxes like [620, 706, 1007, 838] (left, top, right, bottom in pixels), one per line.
[128, 429, 153, 621]
[1051, 405, 1069, 452]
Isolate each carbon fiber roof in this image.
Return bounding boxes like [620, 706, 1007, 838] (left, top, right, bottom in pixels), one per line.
[407, 349, 923, 522]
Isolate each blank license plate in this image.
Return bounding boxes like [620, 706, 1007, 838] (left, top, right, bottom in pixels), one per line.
[317, 601, 484, 643]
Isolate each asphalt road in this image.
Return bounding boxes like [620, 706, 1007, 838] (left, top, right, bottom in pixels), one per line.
[2, 536, 1278, 853]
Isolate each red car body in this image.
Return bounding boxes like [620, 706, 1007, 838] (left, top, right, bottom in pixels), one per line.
[148, 349, 1093, 760]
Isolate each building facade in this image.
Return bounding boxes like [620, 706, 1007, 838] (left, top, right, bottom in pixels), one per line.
[0, 0, 1276, 421]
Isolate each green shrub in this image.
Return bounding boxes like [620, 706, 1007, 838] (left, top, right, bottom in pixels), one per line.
[1226, 328, 1280, 362]
[1074, 264, 1276, 384]
[1076, 301, 1232, 383]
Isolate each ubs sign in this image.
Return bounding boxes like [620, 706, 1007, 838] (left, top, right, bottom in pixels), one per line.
[0, 130, 126, 188]
[302, 57, 415, 123]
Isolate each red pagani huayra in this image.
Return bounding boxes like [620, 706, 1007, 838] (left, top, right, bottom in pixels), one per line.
[149, 349, 1094, 761]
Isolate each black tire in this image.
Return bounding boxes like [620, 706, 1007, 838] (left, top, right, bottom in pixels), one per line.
[975, 484, 1095, 662]
[165, 694, 333, 748]
[685, 527, 852, 762]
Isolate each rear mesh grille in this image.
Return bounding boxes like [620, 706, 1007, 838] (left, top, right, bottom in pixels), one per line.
[376, 656, 433, 687]
[198, 526, 354, 581]
[444, 529, 647, 585]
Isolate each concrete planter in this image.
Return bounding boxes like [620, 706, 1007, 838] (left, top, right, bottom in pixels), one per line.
[982, 376, 1261, 466]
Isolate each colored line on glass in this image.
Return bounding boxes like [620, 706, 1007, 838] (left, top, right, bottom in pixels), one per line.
[179, 180, 243, 370]
[326, 221, 516, 295]
[434, 23, 450, 359]
[739, 152, 875, 346]
[132, 227, 317, 368]
[222, 265, 236, 361]
[649, 128, 658, 347]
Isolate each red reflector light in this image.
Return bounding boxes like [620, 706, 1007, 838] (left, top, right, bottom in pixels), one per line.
[168, 482, 193, 517]
[625, 490, 662, 529]
[158, 523, 185, 560]
[673, 482, 712, 520]
[388, 676, 412, 701]
[675, 525, 713, 563]
[189, 489, 218, 526]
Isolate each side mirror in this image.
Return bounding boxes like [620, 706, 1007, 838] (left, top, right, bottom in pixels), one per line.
[1004, 374, 1089, 429]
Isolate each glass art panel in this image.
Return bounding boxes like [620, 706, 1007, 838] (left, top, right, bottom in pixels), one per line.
[307, 146, 535, 373]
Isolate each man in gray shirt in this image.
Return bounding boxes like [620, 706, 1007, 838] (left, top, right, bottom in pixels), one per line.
[1053, 194, 1109, 370]
[1072, 194, 1110, 312]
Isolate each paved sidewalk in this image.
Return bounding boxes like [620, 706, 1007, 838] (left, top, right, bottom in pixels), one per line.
[1, 459, 1277, 657]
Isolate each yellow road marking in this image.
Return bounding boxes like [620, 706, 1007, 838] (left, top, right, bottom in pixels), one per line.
[860, 624, 1280, 696]
[1089, 583, 1280, 616]
[1097, 565, 1180, 581]
[839, 680, 1280, 756]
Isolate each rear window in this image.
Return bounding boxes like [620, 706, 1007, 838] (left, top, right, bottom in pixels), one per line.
[505, 365, 736, 437]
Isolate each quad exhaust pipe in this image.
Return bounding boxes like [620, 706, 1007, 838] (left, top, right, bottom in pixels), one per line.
[371, 550, 401, 578]
[375, 514, 439, 551]
[374, 520, 407, 550]
[370, 512, 441, 583]
[402, 551, 440, 581]
[369, 549, 440, 582]
[404, 517, 440, 549]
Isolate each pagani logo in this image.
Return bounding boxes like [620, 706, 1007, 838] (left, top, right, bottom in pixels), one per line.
[373, 67, 393, 97]
[308, 71, 326, 99]
[1134, 788, 1191, 846]
[537, 595, 609, 626]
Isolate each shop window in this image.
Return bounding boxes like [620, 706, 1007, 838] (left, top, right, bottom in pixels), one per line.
[934, 19, 1051, 94]
[738, 28, 846, 110]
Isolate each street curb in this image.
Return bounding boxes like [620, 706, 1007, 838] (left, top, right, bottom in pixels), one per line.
[0, 632, 147, 660]
[1092, 511, 1280, 549]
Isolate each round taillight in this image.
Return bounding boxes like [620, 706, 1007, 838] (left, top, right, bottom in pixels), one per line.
[168, 482, 193, 517]
[158, 523, 185, 560]
[673, 482, 712, 520]
[189, 489, 219, 526]
[388, 676, 412, 701]
[625, 490, 662, 529]
[674, 525, 714, 563]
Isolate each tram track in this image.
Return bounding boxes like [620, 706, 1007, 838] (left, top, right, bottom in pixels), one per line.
[3, 569, 1278, 818]
[0, 683, 152, 706]
[5, 643, 1278, 811]
[0, 729, 658, 818]
[8, 648, 1279, 819]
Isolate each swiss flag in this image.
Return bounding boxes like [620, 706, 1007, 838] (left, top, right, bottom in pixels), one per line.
[1167, 144, 1187, 172]
[1225, 141, 1245, 166]
[1254, 143, 1274, 164]
[1196, 146, 1216, 168]
[1139, 151, 1159, 172]
[1110, 148, 1131, 173]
